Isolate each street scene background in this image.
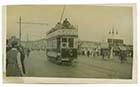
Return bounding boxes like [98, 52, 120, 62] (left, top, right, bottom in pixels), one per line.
[6, 5, 133, 79]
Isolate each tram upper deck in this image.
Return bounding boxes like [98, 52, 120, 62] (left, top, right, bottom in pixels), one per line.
[47, 19, 78, 39]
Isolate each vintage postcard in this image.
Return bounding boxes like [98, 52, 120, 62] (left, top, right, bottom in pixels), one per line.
[3, 4, 137, 84]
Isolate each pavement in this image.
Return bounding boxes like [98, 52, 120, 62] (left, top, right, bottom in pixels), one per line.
[24, 50, 132, 79]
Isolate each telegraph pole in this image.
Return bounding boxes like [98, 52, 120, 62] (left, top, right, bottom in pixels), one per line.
[17, 17, 49, 42]
[19, 16, 21, 41]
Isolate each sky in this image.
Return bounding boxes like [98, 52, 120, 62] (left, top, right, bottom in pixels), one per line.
[6, 5, 133, 45]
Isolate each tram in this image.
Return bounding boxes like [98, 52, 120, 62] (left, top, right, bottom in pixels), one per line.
[46, 18, 78, 64]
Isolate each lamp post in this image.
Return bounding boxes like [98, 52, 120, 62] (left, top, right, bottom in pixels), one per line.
[109, 26, 118, 59]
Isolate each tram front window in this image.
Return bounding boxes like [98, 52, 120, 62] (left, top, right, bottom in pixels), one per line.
[62, 38, 67, 48]
[62, 38, 67, 42]
[69, 38, 74, 47]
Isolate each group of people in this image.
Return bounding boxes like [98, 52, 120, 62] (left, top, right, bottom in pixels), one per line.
[80, 48, 128, 64]
[81, 49, 100, 57]
[6, 39, 30, 76]
[54, 18, 75, 30]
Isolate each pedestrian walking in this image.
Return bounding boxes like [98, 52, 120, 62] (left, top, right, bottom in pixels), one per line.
[6, 41, 23, 76]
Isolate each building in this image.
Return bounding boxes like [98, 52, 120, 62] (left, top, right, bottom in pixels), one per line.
[78, 41, 106, 56]
[21, 39, 47, 51]
[107, 38, 124, 46]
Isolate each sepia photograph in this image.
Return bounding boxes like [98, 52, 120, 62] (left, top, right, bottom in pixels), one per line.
[3, 4, 136, 83]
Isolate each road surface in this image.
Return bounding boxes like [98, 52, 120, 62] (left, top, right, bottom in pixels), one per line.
[24, 50, 132, 79]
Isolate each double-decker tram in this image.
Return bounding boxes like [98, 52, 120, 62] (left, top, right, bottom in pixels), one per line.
[46, 18, 78, 64]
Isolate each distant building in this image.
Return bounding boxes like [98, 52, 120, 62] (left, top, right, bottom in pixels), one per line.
[107, 38, 121, 56]
[78, 41, 104, 56]
[107, 38, 133, 57]
[107, 38, 124, 46]
[20, 38, 133, 57]
[21, 39, 47, 51]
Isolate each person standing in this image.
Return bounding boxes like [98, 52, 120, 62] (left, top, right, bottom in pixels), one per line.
[26, 48, 30, 58]
[6, 41, 23, 76]
[6, 39, 11, 52]
[120, 51, 127, 64]
[101, 49, 105, 60]
[63, 18, 71, 28]
[82, 50, 85, 55]
[17, 45, 26, 74]
[92, 50, 95, 57]
[87, 50, 90, 57]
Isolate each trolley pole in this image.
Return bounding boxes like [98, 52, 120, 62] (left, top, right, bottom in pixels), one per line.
[60, 5, 66, 23]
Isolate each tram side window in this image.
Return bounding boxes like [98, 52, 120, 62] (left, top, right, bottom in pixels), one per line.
[57, 38, 60, 48]
[69, 38, 74, 47]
